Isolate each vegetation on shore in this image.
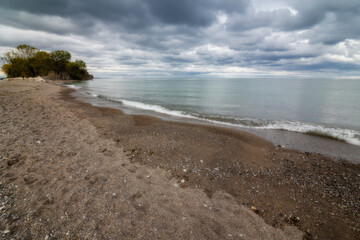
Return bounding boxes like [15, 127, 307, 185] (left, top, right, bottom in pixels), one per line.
[1, 45, 93, 80]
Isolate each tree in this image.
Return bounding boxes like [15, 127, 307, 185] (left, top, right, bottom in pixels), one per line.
[1, 64, 11, 76]
[66, 62, 84, 80]
[1, 51, 15, 64]
[50, 50, 71, 74]
[8, 57, 31, 78]
[1, 44, 38, 64]
[16, 45, 39, 59]
[74, 59, 86, 70]
[30, 51, 52, 76]
[1, 44, 92, 80]
[50, 50, 71, 62]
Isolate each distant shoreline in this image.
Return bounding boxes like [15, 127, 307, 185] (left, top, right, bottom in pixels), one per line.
[3, 76, 91, 83]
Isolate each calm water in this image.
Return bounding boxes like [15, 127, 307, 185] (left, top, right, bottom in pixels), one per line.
[71, 78, 360, 146]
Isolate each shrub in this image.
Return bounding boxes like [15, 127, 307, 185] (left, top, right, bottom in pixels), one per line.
[1, 44, 93, 80]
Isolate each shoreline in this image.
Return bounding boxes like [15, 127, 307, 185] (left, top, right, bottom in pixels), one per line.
[1, 79, 359, 239]
[70, 85, 360, 164]
[60, 83, 360, 239]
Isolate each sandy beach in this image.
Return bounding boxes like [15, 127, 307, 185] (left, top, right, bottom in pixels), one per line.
[1, 79, 359, 239]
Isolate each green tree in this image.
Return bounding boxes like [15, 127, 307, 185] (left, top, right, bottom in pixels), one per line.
[30, 51, 52, 76]
[50, 50, 71, 62]
[8, 57, 31, 78]
[74, 59, 86, 70]
[65, 59, 89, 79]
[1, 64, 11, 76]
[1, 45, 92, 80]
[50, 50, 71, 73]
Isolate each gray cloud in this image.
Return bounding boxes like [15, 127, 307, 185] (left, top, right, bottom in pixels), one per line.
[147, 0, 249, 26]
[1, 0, 360, 78]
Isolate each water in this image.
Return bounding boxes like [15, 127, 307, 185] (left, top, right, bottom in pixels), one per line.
[70, 78, 360, 147]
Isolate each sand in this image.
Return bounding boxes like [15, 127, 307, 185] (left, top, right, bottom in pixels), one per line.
[0, 79, 359, 239]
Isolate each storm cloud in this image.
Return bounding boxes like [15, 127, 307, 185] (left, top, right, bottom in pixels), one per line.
[0, 0, 359, 78]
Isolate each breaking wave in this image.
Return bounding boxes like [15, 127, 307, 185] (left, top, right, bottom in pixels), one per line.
[115, 99, 360, 146]
[73, 87, 360, 147]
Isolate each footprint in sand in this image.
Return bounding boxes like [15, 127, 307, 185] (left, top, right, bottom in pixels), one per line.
[23, 175, 38, 185]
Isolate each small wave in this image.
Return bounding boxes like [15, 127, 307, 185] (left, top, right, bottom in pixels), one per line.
[305, 131, 346, 141]
[120, 100, 198, 119]
[91, 96, 360, 146]
[261, 121, 360, 146]
[95, 96, 197, 119]
[67, 84, 81, 90]
[86, 92, 98, 97]
[202, 117, 360, 146]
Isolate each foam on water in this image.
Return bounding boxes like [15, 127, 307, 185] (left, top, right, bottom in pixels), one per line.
[67, 84, 81, 89]
[120, 99, 198, 119]
[67, 83, 360, 147]
[261, 121, 360, 145]
[87, 92, 98, 97]
[118, 98, 360, 146]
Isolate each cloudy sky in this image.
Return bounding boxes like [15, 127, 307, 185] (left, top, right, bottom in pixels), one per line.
[0, 0, 360, 78]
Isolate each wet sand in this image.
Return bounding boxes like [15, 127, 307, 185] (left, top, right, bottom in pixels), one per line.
[71, 89, 360, 164]
[1, 79, 359, 239]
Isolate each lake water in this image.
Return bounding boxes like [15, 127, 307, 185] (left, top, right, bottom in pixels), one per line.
[70, 78, 360, 147]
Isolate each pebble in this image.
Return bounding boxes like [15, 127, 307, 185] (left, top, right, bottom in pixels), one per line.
[183, 169, 187, 172]
[3, 229, 10, 234]
[173, 183, 179, 187]
[181, 179, 185, 183]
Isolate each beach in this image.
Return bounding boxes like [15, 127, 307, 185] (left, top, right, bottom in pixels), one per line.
[1, 79, 359, 239]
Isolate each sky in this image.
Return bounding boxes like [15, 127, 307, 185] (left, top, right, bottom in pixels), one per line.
[0, 0, 360, 78]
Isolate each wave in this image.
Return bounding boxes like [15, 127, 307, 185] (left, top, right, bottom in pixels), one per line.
[87, 92, 98, 97]
[120, 100, 199, 119]
[66, 84, 81, 90]
[84, 93, 360, 146]
[260, 121, 360, 146]
[194, 116, 360, 146]
[95, 96, 198, 119]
